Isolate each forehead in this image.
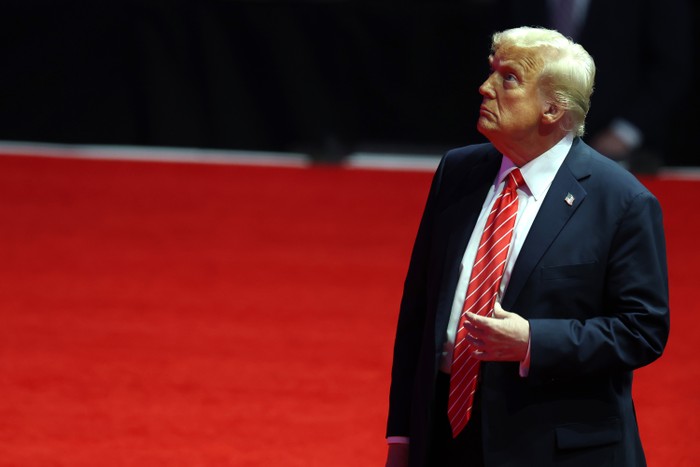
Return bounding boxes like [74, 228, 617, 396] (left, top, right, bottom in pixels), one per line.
[490, 45, 544, 76]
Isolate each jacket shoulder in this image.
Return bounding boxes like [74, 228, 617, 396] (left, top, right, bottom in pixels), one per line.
[439, 143, 500, 179]
[444, 142, 498, 164]
[570, 139, 653, 198]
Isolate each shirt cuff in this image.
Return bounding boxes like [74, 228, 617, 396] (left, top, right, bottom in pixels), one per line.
[387, 436, 410, 445]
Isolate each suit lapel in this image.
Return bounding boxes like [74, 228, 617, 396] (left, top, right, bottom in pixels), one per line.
[501, 140, 592, 310]
[433, 153, 501, 342]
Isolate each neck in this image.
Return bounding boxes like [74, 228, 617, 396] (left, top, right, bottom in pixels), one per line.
[494, 130, 571, 167]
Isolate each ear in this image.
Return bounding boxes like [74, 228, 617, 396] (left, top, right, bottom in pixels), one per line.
[541, 102, 566, 125]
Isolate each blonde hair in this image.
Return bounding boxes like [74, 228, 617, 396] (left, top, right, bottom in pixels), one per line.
[492, 27, 596, 137]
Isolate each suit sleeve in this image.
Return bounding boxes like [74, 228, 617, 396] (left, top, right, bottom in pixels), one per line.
[385, 156, 446, 437]
[528, 190, 670, 378]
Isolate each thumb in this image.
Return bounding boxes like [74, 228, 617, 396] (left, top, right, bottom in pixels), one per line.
[493, 302, 510, 319]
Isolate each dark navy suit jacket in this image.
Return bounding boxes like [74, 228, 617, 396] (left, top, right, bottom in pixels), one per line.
[387, 138, 669, 466]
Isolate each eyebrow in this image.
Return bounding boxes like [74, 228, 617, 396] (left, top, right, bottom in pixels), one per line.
[489, 56, 524, 76]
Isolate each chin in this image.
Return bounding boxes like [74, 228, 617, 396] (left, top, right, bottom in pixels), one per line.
[477, 121, 492, 138]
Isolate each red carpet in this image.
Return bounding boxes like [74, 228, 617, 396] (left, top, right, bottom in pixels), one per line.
[0, 154, 697, 466]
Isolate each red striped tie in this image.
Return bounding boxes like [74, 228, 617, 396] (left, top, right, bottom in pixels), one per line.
[448, 168, 525, 438]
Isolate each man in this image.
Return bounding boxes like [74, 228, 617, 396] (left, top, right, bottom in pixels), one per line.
[385, 27, 669, 467]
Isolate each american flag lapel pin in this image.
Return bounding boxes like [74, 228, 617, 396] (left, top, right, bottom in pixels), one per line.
[564, 193, 575, 206]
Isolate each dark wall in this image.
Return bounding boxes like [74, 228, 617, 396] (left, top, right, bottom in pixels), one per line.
[1, 1, 697, 165]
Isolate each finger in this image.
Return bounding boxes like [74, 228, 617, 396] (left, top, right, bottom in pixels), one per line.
[493, 302, 510, 319]
[465, 311, 489, 325]
[466, 333, 485, 349]
[463, 314, 487, 336]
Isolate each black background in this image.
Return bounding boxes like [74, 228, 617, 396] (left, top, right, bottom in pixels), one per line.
[1, 1, 697, 164]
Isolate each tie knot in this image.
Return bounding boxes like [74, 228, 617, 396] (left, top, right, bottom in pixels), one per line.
[505, 168, 525, 192]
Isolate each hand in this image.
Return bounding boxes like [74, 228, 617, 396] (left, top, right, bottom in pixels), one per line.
[464, 302, 529, 362]
[385, 443, 409, 467]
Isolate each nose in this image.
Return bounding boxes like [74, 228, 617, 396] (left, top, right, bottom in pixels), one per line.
[479, 74, 495, 98]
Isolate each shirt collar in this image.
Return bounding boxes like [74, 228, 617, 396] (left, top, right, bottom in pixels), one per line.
[496, 133, 574, 201]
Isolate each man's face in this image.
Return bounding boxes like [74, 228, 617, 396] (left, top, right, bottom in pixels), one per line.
[477, 46, 547, 147]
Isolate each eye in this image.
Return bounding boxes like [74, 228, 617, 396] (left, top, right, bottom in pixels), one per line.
[504, 73, 517, 82]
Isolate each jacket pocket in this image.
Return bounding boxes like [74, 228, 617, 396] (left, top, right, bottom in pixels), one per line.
[555, 418, 622, 449]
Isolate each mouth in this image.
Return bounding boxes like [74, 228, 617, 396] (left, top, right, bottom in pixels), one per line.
[479, 106, 494, 117]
